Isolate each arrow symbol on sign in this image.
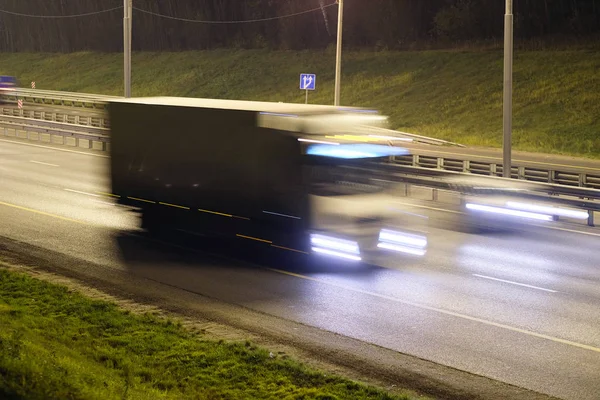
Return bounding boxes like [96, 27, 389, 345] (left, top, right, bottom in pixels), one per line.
[303, 76, 313, 89]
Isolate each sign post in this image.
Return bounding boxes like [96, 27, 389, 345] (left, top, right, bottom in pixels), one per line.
[334, 0, 344, 106]
[503, 0, 514, 178]
[300, 73, 316, 104]
[124, 0, 132, 98]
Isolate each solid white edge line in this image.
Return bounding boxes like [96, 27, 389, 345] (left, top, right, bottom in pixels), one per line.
[0, 138, 109, 158]
[544, 225, 600, 238]
[472, 274, 558, 293]
[30, 160, 59, 167]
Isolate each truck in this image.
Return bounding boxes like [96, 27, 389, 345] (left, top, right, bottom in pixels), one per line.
[109, 97, 427, 264]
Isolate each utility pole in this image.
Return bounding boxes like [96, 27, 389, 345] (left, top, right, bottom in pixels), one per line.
[334, 0, 344, 106]
[124, 0, 132, 98]
[503, 0, 514, 178]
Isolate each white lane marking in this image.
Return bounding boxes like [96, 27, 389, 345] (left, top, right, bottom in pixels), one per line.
[30, 160, 59, 167]
[268, 268, 600, 354]
[472, 274, 558, 293]
[545, 225, 600, 238]
[0, 138, 109, 158]
[64, 188, 101, 197]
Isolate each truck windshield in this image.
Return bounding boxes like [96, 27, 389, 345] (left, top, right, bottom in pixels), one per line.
[300, 141, 406, 196]
[303, 158, 391, 197]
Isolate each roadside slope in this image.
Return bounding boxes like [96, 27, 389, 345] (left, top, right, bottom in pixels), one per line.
[0, 49, 598, 157]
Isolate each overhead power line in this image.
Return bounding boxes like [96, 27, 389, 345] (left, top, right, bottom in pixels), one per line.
[0, 3, 338, 23]
[0, 6, 123, 19]
[132, 2, 338, 24]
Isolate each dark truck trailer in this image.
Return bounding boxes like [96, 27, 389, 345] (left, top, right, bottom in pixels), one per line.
[109, 97, 425, 263]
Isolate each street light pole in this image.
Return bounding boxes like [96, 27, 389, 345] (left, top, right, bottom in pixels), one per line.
[503, 0, 514, 178]
[334, 0, 344, 106]
[123, 0, 132, 98]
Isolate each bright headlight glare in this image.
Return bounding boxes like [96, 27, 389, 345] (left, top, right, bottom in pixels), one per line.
[310, 234, 360, 254]
[378, 229, 427, 248]
[312, 247, 362, 261]
[377, 242, 426, 256]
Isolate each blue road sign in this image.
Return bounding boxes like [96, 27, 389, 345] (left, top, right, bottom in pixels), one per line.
[300, 74, 316, 91]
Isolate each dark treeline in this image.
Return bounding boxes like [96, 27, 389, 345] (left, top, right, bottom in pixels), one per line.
[0, 0, 599, 52]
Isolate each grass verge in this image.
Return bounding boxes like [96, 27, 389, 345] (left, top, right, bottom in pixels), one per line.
[0, 49, 598, 158]
[0, 267, 419, 400]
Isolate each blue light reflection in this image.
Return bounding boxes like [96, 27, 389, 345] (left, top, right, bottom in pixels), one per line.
[307, 143, 409, 159]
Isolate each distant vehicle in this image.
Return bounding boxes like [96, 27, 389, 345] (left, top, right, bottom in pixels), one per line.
[108, 97, 427, 265]
[0, 75, 18, 104]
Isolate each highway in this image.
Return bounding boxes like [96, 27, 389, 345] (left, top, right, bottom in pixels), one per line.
[1, 137, 599, 400]
[3, 99, 600, 175]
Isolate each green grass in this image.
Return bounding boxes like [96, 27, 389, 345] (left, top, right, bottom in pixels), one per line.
[0, 268, 418, 400]
[0, 49, 598, 158]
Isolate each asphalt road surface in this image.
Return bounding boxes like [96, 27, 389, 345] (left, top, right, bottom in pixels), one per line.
[0, 137, 599, 400]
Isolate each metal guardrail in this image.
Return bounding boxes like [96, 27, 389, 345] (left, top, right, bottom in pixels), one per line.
[1, 106, 109, 128]
[0, 115, 110, 150]
[384, 163, 600, 200]
[393, 153, 600, 190]
[1, 88, 117, 109]
[380, 163, 600, 226]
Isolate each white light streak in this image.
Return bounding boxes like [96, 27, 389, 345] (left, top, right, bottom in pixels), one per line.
[505, 201, 589, 220]
[465, 203, 553, 221]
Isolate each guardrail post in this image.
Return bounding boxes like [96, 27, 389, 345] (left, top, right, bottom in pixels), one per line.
[490, 163, 497, 176]
[432, 188, 438, 201]
[463, 160, 470, 173]
[413, 154, 420, 167]
[437, 158, 443, 169]
[588, 211, 595, 227]
[579, 173, 587, 187]
[518, 166, 525, 180]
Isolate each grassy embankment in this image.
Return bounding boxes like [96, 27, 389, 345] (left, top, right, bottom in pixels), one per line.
[0, 49, 598, 158]
[0, 268, 421, 400]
